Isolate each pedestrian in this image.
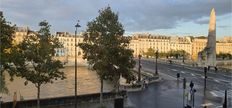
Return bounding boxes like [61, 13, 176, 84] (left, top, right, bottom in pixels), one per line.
[143, 80, 146, 89]
[215, 66, 218, 72]
[13, 92, 17, 108]
[145, 80, 148, 88]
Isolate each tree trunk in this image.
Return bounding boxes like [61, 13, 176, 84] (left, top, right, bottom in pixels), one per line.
[37, 85, 40, 108]
[100, 78, 103, 105]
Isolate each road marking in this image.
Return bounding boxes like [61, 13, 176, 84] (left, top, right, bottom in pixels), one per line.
[210, 90, 232, 97]
[214, 79, 220, 83]
[201, 76, 205, 79]
[191, 73, 195, 76]
[180, 71, 185, 74]
[207, 77, 231, 83]
[215, 105, 223, 108]
[210, 91, 218, 97]
[201, 103, 213, 107]
[171, 69, 178, 71]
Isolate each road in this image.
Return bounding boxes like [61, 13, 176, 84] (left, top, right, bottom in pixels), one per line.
[128, 59, 232, 108]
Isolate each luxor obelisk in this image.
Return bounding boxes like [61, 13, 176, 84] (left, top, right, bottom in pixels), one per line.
[206, 8, 216, 67]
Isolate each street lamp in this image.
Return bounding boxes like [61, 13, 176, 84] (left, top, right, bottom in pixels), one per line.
[223, 90, 227, 108]
[183, 78, 186, 108]
[204, 67, 207, 90]
[155, 49, 159, 75]
[74, 21, 81, 108]
[192, 89, 196, 108]
[138, 54, 142, 82]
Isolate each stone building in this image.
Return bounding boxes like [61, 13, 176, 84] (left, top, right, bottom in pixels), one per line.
[169, 36, 192, 56]
[128, 34, 170, 57]
[216, 42, 232, 54]
[55, 32, 83, 58]
[12, 27, 232, 62]
[191, 36, 208, 60]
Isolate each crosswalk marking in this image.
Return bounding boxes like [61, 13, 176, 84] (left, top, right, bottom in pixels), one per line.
[214, 79, 220, 83]
[171, 69, 178, 71]
[201, 103, 213, 107]
[210, 90, 232, 97]
[215, 105, 223, 108]
[180, 71, 185, 74]
[191, 73, 195, 76]
[210, 91, 218, 97]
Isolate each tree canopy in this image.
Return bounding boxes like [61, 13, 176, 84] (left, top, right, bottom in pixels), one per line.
[10, 20, 65, 108]
[217, 52, 232, 60]
[79, 6, 136, 86]
[0, 13, 15, 93]
[144, 48, 155, 58]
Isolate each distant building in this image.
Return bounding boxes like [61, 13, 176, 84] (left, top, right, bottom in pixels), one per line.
[13, 27, 37, 45]
[219, 36, 232, 43]
[13, 28, 232, 61]
[191, 36, 208, 60]
[216, 42, 232, 54]
[55, 32, 83, 58]
[169, 36, 192, 56]
[129, 34, 170, 57]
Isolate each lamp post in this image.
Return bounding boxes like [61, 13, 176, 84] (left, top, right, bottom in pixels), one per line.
[155, 49, 159, 75]
[192, 89, 196, 108]
[223, 90, 227, 108]
[138, 54, 142, 82]
[183, 78, 186, 108]
[74, 21, 81, 108]
[204, 67, 207, 90]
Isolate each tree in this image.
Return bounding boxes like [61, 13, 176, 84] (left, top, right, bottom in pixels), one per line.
[180, 50, 189, 63]
[10, 21, 65, 108]
[0, 12, 15, 93]
[217, 52, 232, 60]
[79, 6, 135, 104]
[144, 48, 155, 58]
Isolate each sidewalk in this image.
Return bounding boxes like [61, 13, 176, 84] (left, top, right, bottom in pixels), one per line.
[40, 97, 134, 108]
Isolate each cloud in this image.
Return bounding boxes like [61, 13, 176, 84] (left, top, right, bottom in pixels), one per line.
[194, 19, 209, 25]
[218, 25, 231, 28]
[1, 0, 231, 33]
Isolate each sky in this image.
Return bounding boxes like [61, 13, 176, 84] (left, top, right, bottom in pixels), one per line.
[0, 0, 231, 38]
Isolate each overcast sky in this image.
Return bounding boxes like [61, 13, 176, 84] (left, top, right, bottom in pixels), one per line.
[1, 0, 231, 38]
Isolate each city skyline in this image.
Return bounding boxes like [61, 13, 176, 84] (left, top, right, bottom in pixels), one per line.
[1, 0, 231, 38]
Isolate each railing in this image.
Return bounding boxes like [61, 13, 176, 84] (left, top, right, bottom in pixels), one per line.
[1, 92, 123, 108]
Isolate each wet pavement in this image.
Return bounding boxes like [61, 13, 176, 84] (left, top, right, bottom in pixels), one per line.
[128, 76, 226, 108]
[128, 59, 231, 108]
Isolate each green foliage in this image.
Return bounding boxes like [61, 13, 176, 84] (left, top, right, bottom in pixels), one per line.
[144, 48, 155, 58]
[10, 20, 65, 107]
[0, 13, 15, 93]
[217, 52, 232, 60]
[79, 6, 136, 87]
[11, 21, 65, 86]
[167, 50, 189, 59]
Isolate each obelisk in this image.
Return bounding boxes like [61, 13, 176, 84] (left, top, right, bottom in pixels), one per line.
[206, 8, 216, 67]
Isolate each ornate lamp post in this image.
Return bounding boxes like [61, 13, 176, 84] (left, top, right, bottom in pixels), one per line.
[74, 21, 81, 108]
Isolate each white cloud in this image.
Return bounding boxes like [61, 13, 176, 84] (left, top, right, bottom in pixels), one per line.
[1, 0, 231, 34]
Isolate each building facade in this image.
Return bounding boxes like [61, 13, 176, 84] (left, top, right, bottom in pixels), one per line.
[55, 32, 83, 58]
[13, 27, 232, 61]
[128, 34, 170, 57]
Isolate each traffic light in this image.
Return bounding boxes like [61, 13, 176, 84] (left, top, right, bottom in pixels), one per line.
[189, 81, 194, 90]
[204, 67, 207, 74]
[176, 73, 180, 79]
